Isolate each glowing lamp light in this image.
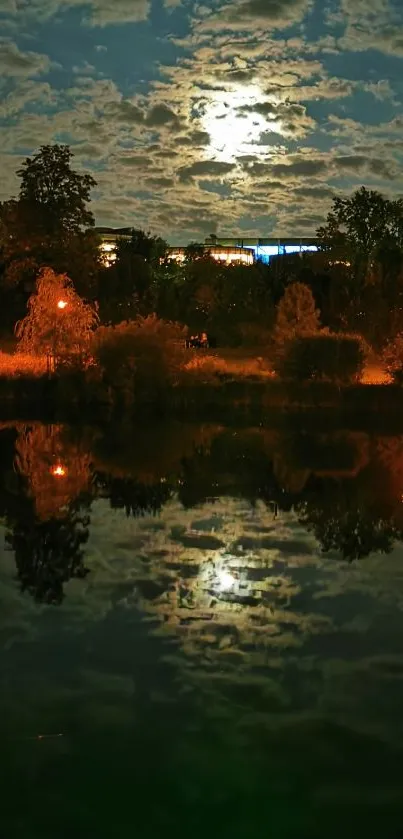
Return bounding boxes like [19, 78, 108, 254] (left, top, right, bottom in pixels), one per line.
[51, 465, 67, 478]
[57, 299, 68, 310]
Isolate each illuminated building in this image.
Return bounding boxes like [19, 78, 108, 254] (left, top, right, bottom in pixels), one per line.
[165, 245, 254, 266]
[95, 227, 132, 267]
[95, 227, 319, 267]
[204, 235, 319, 264]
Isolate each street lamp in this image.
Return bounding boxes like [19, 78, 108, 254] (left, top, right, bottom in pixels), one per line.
[51, 464, 67, 478]
[49, 299, 68, 373]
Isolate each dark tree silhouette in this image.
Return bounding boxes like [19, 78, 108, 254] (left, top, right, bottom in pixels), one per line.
[6, 501, 90, 605]
[298, 498, 402, 561]
[96, 474, 174, 517]
[0, 144, 100, 310]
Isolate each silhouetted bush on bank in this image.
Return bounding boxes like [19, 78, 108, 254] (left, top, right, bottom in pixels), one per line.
[92, 315, 187, 408]
[382, 332, 403, 384]
[274, 332, 367, 384]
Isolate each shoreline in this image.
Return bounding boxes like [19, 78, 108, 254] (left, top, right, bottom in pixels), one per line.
[0, 374, 401, 430]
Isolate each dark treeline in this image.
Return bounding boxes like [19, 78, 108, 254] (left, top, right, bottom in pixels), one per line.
[1, 422, 403, 603]
[3, 144, 403, 351]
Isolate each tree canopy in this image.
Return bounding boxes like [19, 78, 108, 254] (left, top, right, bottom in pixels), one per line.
[0, 145, 100, 314]
[317, 187, 403, 270]
[17, 144, 96, 235]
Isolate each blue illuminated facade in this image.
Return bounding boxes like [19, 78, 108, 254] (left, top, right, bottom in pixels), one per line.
[204, 236, 319, 264]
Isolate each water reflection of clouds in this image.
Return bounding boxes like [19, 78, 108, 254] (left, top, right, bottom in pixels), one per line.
[67, 495, 403, 740]
[3, 490, 403, 746]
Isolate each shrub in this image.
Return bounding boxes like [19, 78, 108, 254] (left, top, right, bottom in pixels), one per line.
[273, 282, 320, 348]
[382, 333, 403, 383]
[92, 314, 187, 406]
[274, 332, 367, 384]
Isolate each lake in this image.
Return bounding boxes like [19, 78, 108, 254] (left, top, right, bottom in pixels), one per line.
[2, 420, 403, 837]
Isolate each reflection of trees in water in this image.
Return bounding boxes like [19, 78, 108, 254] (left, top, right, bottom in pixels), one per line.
[297, 461, 403, 561]
[5, 424, 92, 604]
[178, 429, 284, 509]
[96, 474, 174, 517]
[298, 496, 402, 560]
[92, 422, 222, 485]
[175, 429, 403, 561]
[14, 424, 91, 520]
[5, 423, 403, 606]
[6, 500, 90, 605]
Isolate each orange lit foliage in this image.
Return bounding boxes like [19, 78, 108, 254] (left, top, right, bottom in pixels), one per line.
[15, 424, 91, 519]
[15, 267, 98, 358]
[273, 282, 320, 347]
[0, 352, 47, 378]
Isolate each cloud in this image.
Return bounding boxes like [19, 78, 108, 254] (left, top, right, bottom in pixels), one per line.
[0, 80, 56, 117]
[294, 185, 334, 200]
[242, 156, 327, 179]
[201, 0, 313, 31]
[336, 0, 403, 56]
[71, 141, 107, 159]
[0, 38, 52, 76]
[1, 0, 403, 241]
[1, 0, 151, 26]
[178, 160, 236, 182]
[177, 129, 211, 147]
[145, 175, 175, 188]
[117, 153, 151, 167]
[239, 99, 316, 137]
[334, 154, 396, 181]
[82, 0, 150, 26]
[364, 79, 396, 101]
[0, 0, 17, 10]
[145, 104, 180, 128]
[112, 100, 145, 124]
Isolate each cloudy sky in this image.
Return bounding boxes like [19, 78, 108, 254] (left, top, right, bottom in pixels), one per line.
[1, 0, 403, 243]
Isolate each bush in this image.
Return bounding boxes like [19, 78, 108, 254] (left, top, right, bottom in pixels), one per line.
[382, 333, 403, 383]
[274, 332, 367, 384]
[273, 282, 320, 348]
[92, 314, 187, 406]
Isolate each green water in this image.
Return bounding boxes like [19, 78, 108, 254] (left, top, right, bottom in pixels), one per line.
[2, 421, 403, 837]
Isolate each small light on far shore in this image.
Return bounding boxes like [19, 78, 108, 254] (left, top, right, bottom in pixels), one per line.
[57, 299, 68, 310]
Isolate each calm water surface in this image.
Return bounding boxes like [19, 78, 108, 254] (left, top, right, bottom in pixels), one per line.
[2, 421, 403, 837]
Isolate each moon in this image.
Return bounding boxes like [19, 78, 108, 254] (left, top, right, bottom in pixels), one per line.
[201, 84, 279, 162]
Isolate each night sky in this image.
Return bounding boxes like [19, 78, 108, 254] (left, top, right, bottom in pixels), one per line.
[1, 0, 402, 243]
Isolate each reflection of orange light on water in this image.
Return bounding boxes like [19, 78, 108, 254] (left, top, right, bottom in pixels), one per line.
[51, 465, 67, 477]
